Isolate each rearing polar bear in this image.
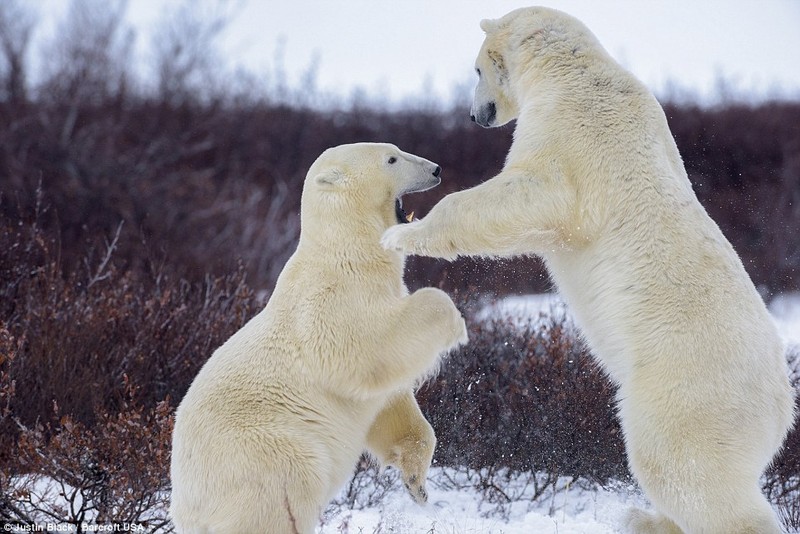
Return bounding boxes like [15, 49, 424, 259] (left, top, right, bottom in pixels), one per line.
[171, 143, 468, 533]
[382, 7, 795, 534]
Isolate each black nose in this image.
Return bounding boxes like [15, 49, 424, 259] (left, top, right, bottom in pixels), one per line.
[433, 166, 441, 177]
[469, 114, 476, 122]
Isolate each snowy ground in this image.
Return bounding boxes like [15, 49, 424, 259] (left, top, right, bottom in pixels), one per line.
[478, 291, 800, 349]
[320, 468, 644, 533]
[316, 293, 800, 534]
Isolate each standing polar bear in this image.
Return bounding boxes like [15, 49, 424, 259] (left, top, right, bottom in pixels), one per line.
[382, 7, 795, 534]
[170, 143, 468, 534]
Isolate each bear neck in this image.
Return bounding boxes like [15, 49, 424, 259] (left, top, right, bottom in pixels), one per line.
[511, 36, 613, 103]
[297, 216, 404, 269]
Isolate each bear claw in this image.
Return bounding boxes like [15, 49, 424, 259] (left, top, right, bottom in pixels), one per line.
[403, 476, 428, 504]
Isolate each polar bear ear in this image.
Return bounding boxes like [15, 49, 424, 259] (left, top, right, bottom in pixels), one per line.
[480, 18, 499, 33]
[313, 169, 347, 190]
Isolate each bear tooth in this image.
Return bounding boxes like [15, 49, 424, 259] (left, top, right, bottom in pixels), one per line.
[406, 211, 414, 222]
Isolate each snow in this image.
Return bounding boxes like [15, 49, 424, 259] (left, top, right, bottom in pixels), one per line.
[320, 468, 643, 533]
[481, 291, 800, 348]
[768, 291, 800, 349]
[474, 293, 568, 329]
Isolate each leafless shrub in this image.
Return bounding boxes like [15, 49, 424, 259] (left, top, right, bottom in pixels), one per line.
[0, 326, 20, 465]
[0, 0, 35, 103]
[151, 0, 234, 105]
[0, 198, 260, 454]
[37, 0, 134, 106]
[663, 101, 800, 293]
[327, 456, 401, 513]
[432, 465, 580, 520]
[0, 204, 260, 529]
[763, 346, 800, 531]
[419, 296, 628, 485]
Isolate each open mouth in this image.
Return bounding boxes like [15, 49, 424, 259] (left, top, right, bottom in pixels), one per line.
[395, 198, 415, 224]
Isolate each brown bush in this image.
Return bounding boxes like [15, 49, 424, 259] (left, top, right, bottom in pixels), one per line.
[3, 98, 799, 298]
[664, 102, 800, 293]
[418, 296, 629, 485]
[763, 347, 800, 530]
[3, 380, 173, 530]
[0, 200, 260, 459]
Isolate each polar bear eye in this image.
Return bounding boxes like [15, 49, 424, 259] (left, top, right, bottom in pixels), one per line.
[388, 157, 397, 164]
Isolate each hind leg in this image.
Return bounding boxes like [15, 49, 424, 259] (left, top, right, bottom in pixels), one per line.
[200, 486, 320, 534]
[626, 485, 782, 534]
[223, 486, 322, 534]
[173, 436, 330, 534]
[625, 433, 783, 534]
[624, 508, 683, 534]
[199, 464, 326, 534]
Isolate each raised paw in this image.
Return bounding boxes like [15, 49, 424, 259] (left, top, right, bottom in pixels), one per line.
[381, 222, 458, 260]
[411, 287, 469, 351]
[381, 222, 419, 254]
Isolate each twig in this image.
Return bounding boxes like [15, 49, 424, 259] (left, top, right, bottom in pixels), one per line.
[87, 220, 124, 288]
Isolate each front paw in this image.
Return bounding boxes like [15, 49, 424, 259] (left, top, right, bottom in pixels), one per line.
[413, 288, 469, 350]
[381, 222, 419, 254]
[381, 222, 457, 260]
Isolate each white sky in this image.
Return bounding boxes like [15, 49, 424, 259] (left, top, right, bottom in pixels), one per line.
[32, 0, 800, 105]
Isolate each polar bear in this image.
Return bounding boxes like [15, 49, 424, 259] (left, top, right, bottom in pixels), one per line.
[170, 143, 468, 534]
[382, 7, 796, 534]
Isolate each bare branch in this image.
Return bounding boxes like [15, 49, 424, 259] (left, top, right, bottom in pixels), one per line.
[86, 221, 124, 288]
[0, 0, 35, 103]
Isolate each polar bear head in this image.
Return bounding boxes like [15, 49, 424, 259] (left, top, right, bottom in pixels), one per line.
[470, 6, 605, 128]
[300, 143, 441, 242]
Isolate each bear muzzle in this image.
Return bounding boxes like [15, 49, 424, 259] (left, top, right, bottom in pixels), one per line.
[395, 165, 441, 224]
[471, 101, 496, 128]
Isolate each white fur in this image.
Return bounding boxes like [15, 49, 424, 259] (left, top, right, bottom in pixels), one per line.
[170, 143, 468, 534]
[382, 8, 796, 534]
